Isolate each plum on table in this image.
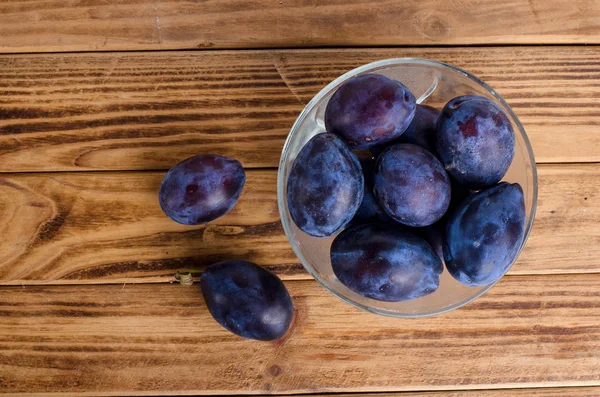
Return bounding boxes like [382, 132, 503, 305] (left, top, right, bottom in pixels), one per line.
[159, 154, 246, 225]
[201, 260, 294, 341]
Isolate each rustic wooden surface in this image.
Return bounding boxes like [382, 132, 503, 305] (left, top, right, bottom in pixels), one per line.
[1, 0, 600, 395]
[0, 46, 599, 172]
[1, 0, 600, 52]
[0, 163, 596, 284]
[0, 276, 599, 394]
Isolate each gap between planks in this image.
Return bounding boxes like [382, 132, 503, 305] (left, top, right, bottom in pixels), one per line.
[7, 385, 600, 396]
[0, 42, 598, 57]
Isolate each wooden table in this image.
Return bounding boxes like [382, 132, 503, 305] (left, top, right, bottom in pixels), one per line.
[0, 1, 599, 395]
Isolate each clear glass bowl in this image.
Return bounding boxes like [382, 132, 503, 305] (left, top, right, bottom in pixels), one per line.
[277, 58, 538, 318]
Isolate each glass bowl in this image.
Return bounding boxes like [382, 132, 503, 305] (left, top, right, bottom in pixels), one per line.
[277, 58, 538, 318]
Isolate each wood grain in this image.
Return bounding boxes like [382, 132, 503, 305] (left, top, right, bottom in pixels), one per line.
[0, 164, 597, 284]
[0, 275, 599, 394]
[0, 0, 599, 52]
[0, 169, 299, 284]
[0, 46, 599, 172]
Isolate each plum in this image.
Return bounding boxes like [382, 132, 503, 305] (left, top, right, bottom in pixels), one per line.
[159, 154, 246, 225]
[422, 176, 473, 263]
[395, 104, 441, 154]
[354, 154, 394, 223]
[374, 144, 451, 227]
[370, 104, 441, 157]
[436, 95, 515, 189]
[444, 182, 526, 286]
[287, 133, 364, 237]
[325, 74, 416, 149]
[201, 260, 294, 341]
[331, 223, 443, 302]
[421, 222, 445, 264]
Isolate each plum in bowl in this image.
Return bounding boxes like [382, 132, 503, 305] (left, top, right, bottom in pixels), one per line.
[277, 58, 537, 317]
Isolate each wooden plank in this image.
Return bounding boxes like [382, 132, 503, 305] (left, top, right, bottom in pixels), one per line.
[0, 51, 302, 172]
[0, 275, 599, 394]
[0, 163, 597, 285]
[302, 388, 600, 396]
[0, 169, 299, 284]
[0, 0, 599, 52]
[0, 46, 599, 172]
[523, 164, 600, 275]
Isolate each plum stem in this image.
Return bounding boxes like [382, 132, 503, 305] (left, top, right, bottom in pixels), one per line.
[175, 270, 203, 287]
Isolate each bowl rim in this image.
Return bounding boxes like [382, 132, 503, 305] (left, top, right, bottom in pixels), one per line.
[277, 57, 538, 318]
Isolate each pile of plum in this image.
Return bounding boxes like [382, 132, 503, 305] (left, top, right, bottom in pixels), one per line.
[287, 74, 526, 302]
[159, 155, 293, 341]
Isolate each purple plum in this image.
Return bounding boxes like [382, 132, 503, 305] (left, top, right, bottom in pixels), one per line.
[436, 95, 515, 189]
[371, 104, 440, 157]
[354, 154, 394, 223]
[374, 144, 451, 227]
[325, 74, 416, 149]
[444, 182, 526, 286]
[287, 133, 364, 237]
[201, 260, 294, 341]
[159, 154, 246, 225]
[331, 223, 443, 302]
